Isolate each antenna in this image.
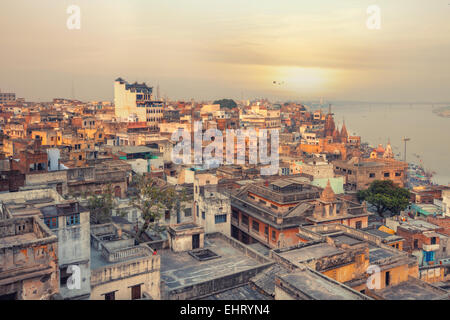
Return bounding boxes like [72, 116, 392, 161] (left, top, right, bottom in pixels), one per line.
[157, 83, 160, 101]
[402, 137, 411, 162]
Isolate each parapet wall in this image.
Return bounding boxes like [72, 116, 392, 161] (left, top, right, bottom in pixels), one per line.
[164, 232, 274, 300]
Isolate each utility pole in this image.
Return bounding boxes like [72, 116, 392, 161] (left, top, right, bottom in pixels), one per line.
[402, 137, 410, 162]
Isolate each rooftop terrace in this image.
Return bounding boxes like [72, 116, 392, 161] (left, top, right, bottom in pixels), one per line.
[160, 233, 273, 299]
[373, 277, 450, 300]
[277, 268, 370, 300]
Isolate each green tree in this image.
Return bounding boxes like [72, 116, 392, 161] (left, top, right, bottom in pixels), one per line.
[87, 185, 115, 224]
[213, 99, 237, 110]
[357, 180, 410, 219]
[130, 174, 184, 241]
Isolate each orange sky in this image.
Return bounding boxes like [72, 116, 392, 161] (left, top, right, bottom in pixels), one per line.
[0, 0, 449, 102]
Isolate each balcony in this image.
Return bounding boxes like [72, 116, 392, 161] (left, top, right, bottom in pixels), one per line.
[422, 244, 439, 252]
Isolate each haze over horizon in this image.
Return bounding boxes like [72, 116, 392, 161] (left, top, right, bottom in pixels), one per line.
[1, 0, 449, 102]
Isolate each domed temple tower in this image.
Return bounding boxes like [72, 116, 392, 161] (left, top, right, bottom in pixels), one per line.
[324, 104, 335, 137]
[383, 141, 394, 159]
[340, 121, 348, 143]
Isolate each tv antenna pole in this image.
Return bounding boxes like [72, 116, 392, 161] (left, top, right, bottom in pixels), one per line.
[402, 137, 410, 162]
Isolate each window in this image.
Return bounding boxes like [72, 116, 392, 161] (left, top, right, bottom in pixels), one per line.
[241, 215, 249, 226]
[66, 214, 80, 226]
[252, 221, 259, 232]
[384, 172, 390, 177]
[385, 271, 390, 286]
[202, 211, 205, 220]
[215, 214, 227, 224]
[104, 292, 115, 300]
[44, 217, 58, 229]
[431, 237, 437, 245]
[259, 199, 266, 205]
[184, 208, 192, 217]
[424, 251, 435, 262]
[232, 210, 239, 220]
[395, 172, 401, 177]
[264, 226, 269, 236]
[60, 267, 71, 286]
[271, 204, 278, 210]
[369, 173, 375, 178]
[272, 230, 276, 242]
[355, 221, 362, 229]
[413, 239, 419, 249]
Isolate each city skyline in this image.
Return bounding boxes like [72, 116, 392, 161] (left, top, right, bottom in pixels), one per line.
[1, 0, 449, 102]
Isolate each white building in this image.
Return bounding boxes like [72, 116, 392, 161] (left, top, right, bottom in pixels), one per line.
[442, 190, 450, 217]
[114, 78, 163, 130]
[193, 173, 231, 236]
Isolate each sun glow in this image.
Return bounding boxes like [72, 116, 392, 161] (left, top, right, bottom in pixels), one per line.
[275, 67, 332, 92]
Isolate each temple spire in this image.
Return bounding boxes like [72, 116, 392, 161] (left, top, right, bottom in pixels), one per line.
[320, 179, 336, 202]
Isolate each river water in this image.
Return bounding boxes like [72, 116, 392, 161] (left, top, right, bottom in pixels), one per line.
[322, 103, 450, 186]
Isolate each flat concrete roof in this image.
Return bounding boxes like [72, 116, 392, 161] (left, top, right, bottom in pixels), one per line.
[368, 245, 397, 263]
[277, 243, 344, 264]
[160, 236, 267, 290]
[201, 284, 273, 300]
[399, 219, 440, 232]
[90, 244, 115, 270]
[278, 269, 367, 300]
[331, 234, 364, 246]
[0, 232, 37, 248]
[375, 279, 449, 300]
[363, 228, 404, 241]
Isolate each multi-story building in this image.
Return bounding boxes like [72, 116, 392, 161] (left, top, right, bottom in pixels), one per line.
[114, 78, 163, 131]
[231, 178, 372, 249]
[277, 223, 449, 300]
[0, 189, 91, 298]
[66, 160, 131, 198]
[193, 173, 231, 236]
[0, 90, 16, 104]
[334, 157, 408, 190]
[0, 215, 59, 300]
[40, 201, 91, 299]
[90, 223, 160, 300]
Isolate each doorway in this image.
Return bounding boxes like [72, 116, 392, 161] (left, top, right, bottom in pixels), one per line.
[192, 234, 200, 249]
[131, 284, 141, 300]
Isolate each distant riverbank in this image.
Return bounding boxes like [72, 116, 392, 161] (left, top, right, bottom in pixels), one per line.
[433, 106, 450, 118]
[327, 103, 450, 186]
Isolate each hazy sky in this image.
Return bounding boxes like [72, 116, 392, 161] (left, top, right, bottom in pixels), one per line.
[0, 0, 449, 102]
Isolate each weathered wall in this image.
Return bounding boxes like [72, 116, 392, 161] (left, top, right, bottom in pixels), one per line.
[90, 254, 160, 300]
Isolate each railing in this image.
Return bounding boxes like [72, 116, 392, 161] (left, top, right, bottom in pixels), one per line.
[249, 184, 319, 204]
[423, 244, 439, 252]
[101, 244, 148, 263]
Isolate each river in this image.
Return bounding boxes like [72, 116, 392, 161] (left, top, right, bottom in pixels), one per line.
[321, 102, 450, 186]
